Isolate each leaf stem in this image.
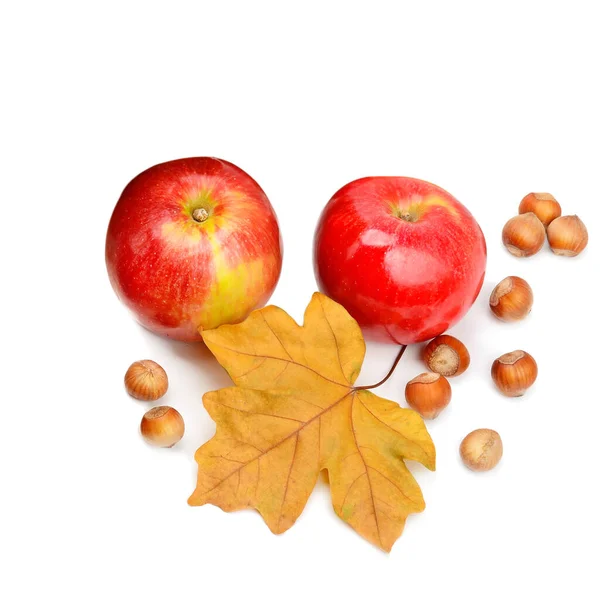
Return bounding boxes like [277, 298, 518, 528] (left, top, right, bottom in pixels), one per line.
[354, 345, 408, 391]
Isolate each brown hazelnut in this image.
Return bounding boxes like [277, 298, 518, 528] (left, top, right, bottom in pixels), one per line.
[140, 406, 184, 447]
[491, 350, 538, 397]
[502, 212, 545, 257]
[547, 215, 588, 257]
[518, 192, 561, 228]
[460, 429, 503, 472]
[489, 276, 533, 322]
[405, 372, 451, 419]
[125, 360, 168, 401]
[422, 335, 470, 377]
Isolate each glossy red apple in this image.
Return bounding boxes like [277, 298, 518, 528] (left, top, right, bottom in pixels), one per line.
[313, 177, 486, 344]
[106, 157, 282, 341]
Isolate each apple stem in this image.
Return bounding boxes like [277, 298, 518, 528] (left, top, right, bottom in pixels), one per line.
[354, 345, 408, 391]
[192, 208, 209, 222]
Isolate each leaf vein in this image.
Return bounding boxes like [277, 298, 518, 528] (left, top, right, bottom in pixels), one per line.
[349, 393, 382, 546]
[261, 312, 293, 360]
[236, 357, 267, 379]
[205, 455, 245, 465]
[206, 340, 350, 389]
[341, 472, 367, 510]
[198, 391, 354, 498]
[214, 400, 307, 423]
[367, 465, 415, 504]
[277, 433, 299, 530]
[316, 293, 348, 385]
[358, 395, 433, 463]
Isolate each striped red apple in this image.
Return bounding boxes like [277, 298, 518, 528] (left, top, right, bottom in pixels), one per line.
[106, 157, 282, 341]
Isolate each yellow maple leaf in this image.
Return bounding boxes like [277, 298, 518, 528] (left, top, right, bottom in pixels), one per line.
[189, 292, 436, 551]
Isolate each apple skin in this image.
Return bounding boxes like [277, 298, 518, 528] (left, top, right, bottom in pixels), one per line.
[106, 157, 282, 341]
[313, 177, 486, 344]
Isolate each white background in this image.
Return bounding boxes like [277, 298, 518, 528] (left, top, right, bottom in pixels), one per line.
[2, 1, 599, 598]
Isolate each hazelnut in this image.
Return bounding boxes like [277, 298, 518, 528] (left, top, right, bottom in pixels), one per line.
[124, 360, 168, 401]
[140, 406, 185, 447]
[422, 335, 470, 377]
[491, 350, 538, 397]
[547, 215, 588, 257]
[489, 276, 533, 322]
[518, 192, 561, 228]
[502, 212, 545, 257]
[460, 429, 503, 472]
[405, 372, 451, 419]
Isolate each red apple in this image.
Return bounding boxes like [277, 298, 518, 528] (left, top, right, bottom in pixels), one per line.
[313, 177, 486, 344]
[106, 157, 282, 341]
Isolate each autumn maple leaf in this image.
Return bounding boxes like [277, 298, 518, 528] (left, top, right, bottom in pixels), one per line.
[189, 292, 436, 551]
